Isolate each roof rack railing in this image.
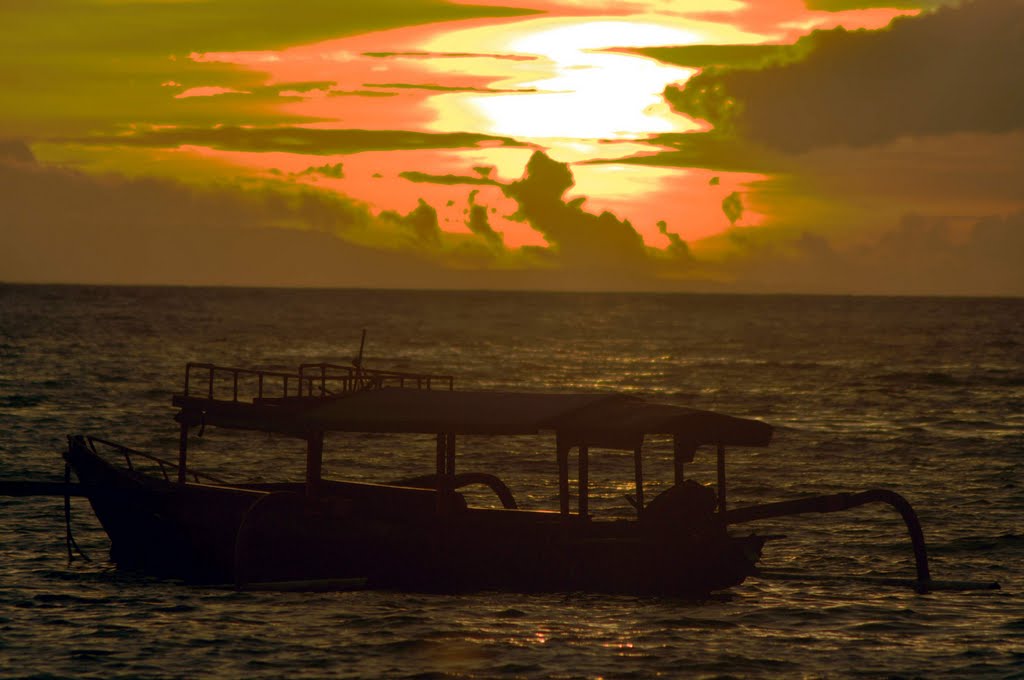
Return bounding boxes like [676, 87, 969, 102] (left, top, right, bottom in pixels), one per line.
[182, 361, 454, 404]
[184, 363, 304, 403]
[298, 363, 454, 395]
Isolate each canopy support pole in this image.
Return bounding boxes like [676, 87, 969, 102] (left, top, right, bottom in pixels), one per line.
[716, 443, 727, 513]
[177, 421, 188, 484]
[435, 433, 446, 510]
[445, 433, 456, 479]
[633, 441, 644, 516]
[436, 433, 445, 479]
[578, 445, 589, 519]
[435, 433, 456, 513]
[557, 439, 570, 516]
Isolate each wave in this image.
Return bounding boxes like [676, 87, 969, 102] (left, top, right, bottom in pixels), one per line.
[874, 371, 962, 386]
[0, 394, 46, 408]
[928, 533, 1024, 554]
[872, 370, 1024, 388]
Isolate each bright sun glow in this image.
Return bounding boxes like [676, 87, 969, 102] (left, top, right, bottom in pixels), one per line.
[149, 3, 922, 252]
[424, 19, 704, 140]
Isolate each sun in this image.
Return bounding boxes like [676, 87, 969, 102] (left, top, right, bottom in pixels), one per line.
[425, 18, 707, 141]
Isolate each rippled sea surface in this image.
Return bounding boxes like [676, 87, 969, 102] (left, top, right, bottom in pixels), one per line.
[1, 285, 1022, 678]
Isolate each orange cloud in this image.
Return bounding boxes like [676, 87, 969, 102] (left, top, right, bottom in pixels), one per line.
[175, 86, 251, 99]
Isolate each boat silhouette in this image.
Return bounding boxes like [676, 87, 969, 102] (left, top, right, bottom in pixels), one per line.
[61, 353, 944, 594]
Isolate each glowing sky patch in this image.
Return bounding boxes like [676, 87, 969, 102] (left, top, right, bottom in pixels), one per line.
[171, 0, 915, 250]
[178, 6, 793, 246]
[174, 86, 251, 99]
[3, 0, 1020, 294]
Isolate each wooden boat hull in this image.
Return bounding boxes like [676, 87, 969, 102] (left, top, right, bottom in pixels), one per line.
[65, 437, 762, 594]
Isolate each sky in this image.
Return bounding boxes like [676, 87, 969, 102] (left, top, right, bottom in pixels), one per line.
[1, 0, 1021, 295]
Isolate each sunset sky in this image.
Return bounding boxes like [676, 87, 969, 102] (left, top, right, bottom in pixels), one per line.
[1, 0, 1021, 295]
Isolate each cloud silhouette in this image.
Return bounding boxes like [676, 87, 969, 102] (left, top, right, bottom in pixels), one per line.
[656, 220, 692, 261]
[672, 1, 1024, 152]
[0, 140, 36, 164]
[711, 210, 1024, 296]
[0, 1, 537, 135]
[380, 199, 443, 247]
[805, 0, 955, 10]
[721, 191, 743, 226]
[600, 130, 783, 174]
[0, 149, 634, 289]
[466, 190, 504, 249]
[617, 44, 794, 69]
[296, 161, 344, 178]
[0, 153, 477, 287]
[503, 151, 649, 272]
[773, 130, 1024, 230]
[3, 144, 1021, 295]
[399, 171, 498, 186]
[67, 127, 525, 155]
[326, 90, 398, 98]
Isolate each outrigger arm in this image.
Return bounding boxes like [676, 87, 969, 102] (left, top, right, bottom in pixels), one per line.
[723, 488, 932, 587]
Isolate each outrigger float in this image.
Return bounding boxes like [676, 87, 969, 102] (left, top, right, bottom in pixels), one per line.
[24, 346, 992, 594]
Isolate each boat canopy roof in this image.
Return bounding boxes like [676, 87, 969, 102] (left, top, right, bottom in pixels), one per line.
[172, 362, 772, 450]
[277, 388, 772, 449]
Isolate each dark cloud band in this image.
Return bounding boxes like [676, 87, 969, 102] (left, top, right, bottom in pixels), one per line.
[61, 127, 526, 155]
[670, 1, 1024, 152]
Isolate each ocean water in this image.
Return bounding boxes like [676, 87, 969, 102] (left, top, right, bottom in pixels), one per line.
[0, 284, 1021, 678]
